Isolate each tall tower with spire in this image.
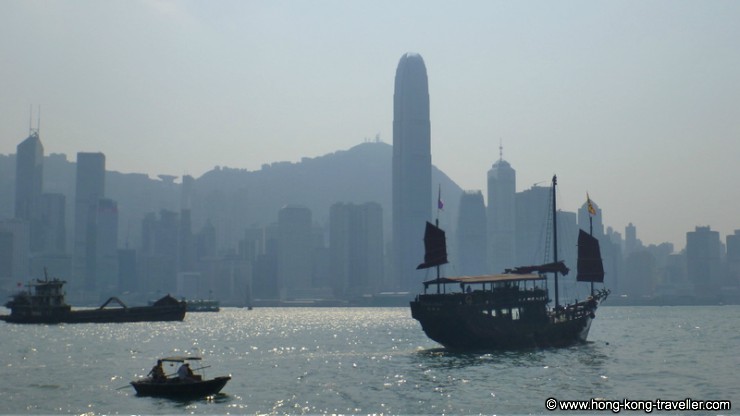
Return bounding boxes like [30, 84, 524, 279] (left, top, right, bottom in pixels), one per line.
[392, 52, 432, 291]
[15, 111, 44, 252]
[487, 144, 516, 273]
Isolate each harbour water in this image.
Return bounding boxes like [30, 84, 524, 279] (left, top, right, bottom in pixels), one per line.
[1, 305, 737, 415]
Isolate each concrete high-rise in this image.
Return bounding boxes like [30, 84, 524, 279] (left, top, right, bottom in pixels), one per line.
[15, 131, 44, 252]
[95, 198, 119, 294]
[73, 152, 106, 291]
[0, 219, 29, 288]
[277, 204, 314, 299]
[15, 131, 43, 219]
[329, 202, 384, 298]
[514, 184, 551, 267]
[456, 191, 487, 276]
[392, 52, 432, 291]
[726, 230, 740, 289]
[625, 223, 637, 255]
[39, 193, 66, 254]
[487, 153, 516, 274]
[686, 226, 722, 297]
[141, 209, 179, 294]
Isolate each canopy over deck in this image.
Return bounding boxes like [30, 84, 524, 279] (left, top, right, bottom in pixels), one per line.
[422, 273, 543, 288]
[159, 356, 202, 363]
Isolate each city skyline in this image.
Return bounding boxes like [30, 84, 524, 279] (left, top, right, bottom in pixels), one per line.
[3, 122, 738, 255]
[2, 134, 736, 305]
[2, 1, 740, 250]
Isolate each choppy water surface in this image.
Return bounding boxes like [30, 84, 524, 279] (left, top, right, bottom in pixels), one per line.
[1, 306, 738, 414]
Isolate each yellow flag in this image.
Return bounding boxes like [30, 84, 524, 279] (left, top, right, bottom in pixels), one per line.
[586, 193, 596, 216]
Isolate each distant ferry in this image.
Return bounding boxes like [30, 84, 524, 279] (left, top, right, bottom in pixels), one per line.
[185, 299, 220, 312]
[1, 271, 186, 324]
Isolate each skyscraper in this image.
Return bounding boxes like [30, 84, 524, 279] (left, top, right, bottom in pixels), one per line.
[139, 210, 180, 294]
[456, 191, 487, 276]
[0, 219, 29, 286]
[625, 223, 637, 255]
[96, 198, 119, 293]
[15, 131, 44, 252]
[39, 193, 66, 254]
[514, 184, 551, 267]
[392, 52, 432, 291]
[329, 202, 384, 298]
[726, 230, 740, 289]
[277, 204, 313, 299]
[74, 152, 106, 291]
[686, 226, 722, 297]
[487, 153, 516, 274]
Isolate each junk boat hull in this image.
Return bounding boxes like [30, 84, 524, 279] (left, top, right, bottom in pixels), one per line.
[410, 291, 604, 350]
[131, 376, 231, 397]
[410, 177, 609, 350]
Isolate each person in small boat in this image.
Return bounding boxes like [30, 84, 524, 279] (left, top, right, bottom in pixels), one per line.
[148, 360, 166, 382]
[177, 362, 201, 381]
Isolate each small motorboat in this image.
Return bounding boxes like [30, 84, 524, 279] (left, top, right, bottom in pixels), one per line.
[130, 356, 231, 398]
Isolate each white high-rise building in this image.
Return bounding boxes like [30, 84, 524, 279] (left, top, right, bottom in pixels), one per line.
[487, 151, 516, 274]
[392, 52, 432, 291]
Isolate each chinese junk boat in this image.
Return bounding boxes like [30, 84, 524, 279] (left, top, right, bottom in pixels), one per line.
[410, 176, 609, 350]
[0, 272, 186, 324]
[130, 356, 231, 398]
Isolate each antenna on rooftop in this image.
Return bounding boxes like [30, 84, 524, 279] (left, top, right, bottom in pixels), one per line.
[499, 138, 504, 161]
[28, 105, 41, 138]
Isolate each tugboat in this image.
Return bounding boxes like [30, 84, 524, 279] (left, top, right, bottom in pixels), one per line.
[0, 271, 186, 324]
[410, 176, 609, 350]
[130, 356, 231, 398]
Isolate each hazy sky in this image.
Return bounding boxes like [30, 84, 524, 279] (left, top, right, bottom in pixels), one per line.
[2, 0, 739, 251]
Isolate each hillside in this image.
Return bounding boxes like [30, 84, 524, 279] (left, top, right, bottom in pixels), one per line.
[191, 141, 464, 248]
